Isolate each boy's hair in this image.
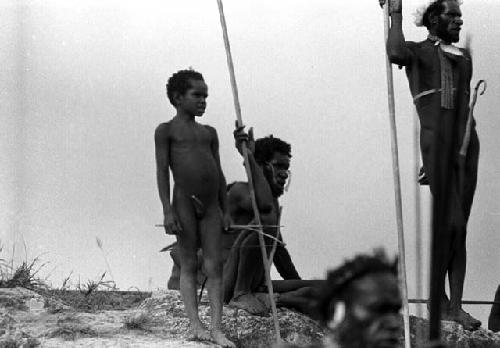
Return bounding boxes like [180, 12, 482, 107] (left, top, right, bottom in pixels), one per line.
[314, 249, 398, 325]
[166, 69, 204, 106]
[254, 135, 292, 165]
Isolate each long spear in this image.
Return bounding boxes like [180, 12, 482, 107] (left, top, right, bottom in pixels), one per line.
[382, 3, 411, 347]
[216, 0, 281, 343]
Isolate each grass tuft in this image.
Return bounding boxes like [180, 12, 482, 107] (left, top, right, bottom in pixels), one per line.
[123, 310, 151, 330]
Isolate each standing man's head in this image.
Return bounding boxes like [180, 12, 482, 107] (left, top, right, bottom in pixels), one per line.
[418, 0, 463, 43]
[314, 250, 402, 348]
[166, 69, 208, 116]
[254, 135, 291, 197]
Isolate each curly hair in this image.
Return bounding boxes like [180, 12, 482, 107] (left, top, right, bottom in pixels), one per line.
[314, 249, 398, 325]
[254, 135, 291, 165]
[166, 69, 204, 106]
[415, 0, 463, 28]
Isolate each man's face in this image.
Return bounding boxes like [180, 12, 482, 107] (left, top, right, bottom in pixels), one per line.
[343, 272, 402, 348]
[176, 79, 208, 116]
[265, 152, 291, 197]
[436, 1, 463, 43]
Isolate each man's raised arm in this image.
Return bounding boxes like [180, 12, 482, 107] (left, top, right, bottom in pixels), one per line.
[234, 126, 274, 213]
[381, 0, 414, 66]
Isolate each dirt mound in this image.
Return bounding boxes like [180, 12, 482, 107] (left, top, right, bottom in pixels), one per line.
[0, 288, 324, 347]
[2, 287, 499, 347]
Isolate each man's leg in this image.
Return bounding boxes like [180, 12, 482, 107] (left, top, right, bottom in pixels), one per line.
[229, 231, 267, 314]
[448, 174, 481, 329]
[175, 195, 210, 341]
[488, 285, 500, 332]
[200, 206, 235, 348]
[222, 230, 252, 303]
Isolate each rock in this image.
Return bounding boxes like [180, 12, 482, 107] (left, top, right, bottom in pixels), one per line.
[2, 287, 499, 347]
[410, 316, 500, 348]
[141, 290, 325, 347]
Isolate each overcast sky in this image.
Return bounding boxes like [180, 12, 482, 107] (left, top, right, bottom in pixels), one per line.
[1, 0, 499, 324]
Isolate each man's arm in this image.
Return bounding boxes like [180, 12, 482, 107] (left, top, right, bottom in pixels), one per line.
[155, 123, 182, 234]
[234, 127, 274, 213]
[382, 0, 414, 66]
[273, 243, 301, 280]
[208, 126, 230, 229]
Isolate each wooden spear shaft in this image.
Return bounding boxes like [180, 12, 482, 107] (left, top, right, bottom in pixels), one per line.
[269, 206, 283, 264]
[414, 110, 424, 320]
[383, 4, 411, 348]
[216, 0, 281, 342]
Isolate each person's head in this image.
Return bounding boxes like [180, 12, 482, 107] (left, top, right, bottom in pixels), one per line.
[421, 0, 463, 43]
[254, 135, 291, 197]
[314, 249, 402, 348]
[166, 69, 207, 116]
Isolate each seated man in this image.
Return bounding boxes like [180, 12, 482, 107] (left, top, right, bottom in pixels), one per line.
[222, 128, 302, 315]
[277, 250, 403, 348]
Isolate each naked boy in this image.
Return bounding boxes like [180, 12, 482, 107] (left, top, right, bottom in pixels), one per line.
[381, 0, 481, 330]
[155, 69, 234, 347]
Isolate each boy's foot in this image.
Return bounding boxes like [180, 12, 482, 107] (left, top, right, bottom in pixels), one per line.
[229, 293, 267, 316]
[448, 308, 482, 331]
[188, 324, 211, 342]
[211, 329, 236, 348]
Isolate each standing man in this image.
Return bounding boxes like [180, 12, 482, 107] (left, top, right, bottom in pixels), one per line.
[381, 0, 481, 330]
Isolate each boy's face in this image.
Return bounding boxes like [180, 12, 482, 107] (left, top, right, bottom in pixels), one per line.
[176, 79, 208, 116]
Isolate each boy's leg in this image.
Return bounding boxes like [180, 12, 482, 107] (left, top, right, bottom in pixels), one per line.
[175, 195, 210, 340]
[200, 206, 235, 347]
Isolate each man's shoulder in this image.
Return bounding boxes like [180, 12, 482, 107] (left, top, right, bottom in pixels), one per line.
[406, 39, 434, 52]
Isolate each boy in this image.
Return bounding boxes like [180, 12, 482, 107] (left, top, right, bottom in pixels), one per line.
[155, 69, 234, 347]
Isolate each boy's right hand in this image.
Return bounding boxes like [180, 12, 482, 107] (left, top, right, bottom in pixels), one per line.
[378, 0, 402, 13]
[164, 212, 182, 235]
[233, 123, 255, 155]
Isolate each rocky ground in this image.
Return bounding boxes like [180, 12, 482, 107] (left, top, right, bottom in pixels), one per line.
[0, 287, 499, 347]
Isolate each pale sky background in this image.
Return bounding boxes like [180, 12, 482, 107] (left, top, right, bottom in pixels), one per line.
[1, 0, 499, 325]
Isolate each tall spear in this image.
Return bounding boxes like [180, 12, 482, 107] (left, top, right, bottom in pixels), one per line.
[216, 0, 281, 343]
[382, 3, 411, 347]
